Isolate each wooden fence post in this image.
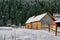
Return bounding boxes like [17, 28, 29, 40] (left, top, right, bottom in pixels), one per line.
[15, 35, 16, 40]
[15, 29, 16, 40]
[31, 23, 32, 29]
[11, 34, 14, 40]
[48, 24, 50, 32]
[4, 34, 6, 40]
[0, 34, 3, 40]
[55, 26, 57, 36]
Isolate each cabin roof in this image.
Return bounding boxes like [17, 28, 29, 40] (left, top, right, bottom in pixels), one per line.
[25, 13, 54, 24]
[32, 13, 47, 22]
[25, 16, 35, 24]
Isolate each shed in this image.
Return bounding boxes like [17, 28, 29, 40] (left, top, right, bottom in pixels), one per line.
[25, 13, 55, 30]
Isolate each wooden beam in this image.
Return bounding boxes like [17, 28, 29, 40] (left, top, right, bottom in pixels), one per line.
[31, 23, 32, 29]
[55, 26, 57, 36]
[48, 24, 50, 32]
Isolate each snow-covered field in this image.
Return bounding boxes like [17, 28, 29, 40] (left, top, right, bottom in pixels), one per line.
[0, 27, 60, 40]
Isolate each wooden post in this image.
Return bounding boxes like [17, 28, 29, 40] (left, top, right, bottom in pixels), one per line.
[11, 34, 14, 40]
[4, 34, 6, 40]
[15, 31, 16, 40]
[55, 26, 57, 36]
[48, 24, 50, 32]
[31, 23, 32, 29]
[25, 24, 26, 29]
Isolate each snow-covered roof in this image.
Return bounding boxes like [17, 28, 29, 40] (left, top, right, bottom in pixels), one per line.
[55, 20, 60, 22]
[11, 25, 16, 27]
[25, 16, 35, 24]
[53, 13, 60, 16]
[33, 13, 47, 22]
[25, 13, 47, 24]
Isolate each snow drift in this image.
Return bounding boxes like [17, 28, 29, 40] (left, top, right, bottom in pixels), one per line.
[0, 27, 60, 40]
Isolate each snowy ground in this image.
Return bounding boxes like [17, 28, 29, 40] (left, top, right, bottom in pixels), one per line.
[0, 27, 60, 40]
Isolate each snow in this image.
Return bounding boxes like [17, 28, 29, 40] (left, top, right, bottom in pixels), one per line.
[0, 27, 60, 40]
[55, 20, 60, 22]
[53, 13, 60, 16]
[0, 27, 13, 30]
[54, 19, 60, 22]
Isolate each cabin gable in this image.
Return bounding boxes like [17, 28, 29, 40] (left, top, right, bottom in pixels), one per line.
[41, 14, 53, 27]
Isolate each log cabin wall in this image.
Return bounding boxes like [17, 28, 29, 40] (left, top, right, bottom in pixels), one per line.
[32, 21, 41, 30]
[32, 22, 36, 29]
[25, 23, 32, 29]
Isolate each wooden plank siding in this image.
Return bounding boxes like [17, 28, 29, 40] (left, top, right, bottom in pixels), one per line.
[41, 15, 53, 27]
[25, 23, 32, 29]
[32, 21, 41, 30]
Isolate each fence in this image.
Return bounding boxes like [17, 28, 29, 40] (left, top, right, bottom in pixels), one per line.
[0, 29, 21, 40]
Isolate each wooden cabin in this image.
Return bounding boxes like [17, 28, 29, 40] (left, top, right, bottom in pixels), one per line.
[25, 13, 55, 30]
